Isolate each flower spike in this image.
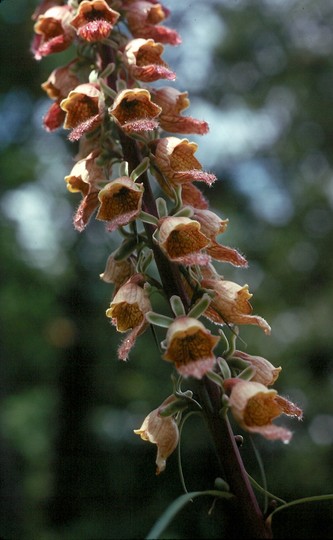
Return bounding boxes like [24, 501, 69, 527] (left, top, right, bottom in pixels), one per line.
[31, 0, 305, 521]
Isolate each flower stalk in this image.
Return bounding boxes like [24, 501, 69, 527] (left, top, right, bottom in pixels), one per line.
[30, 1, 304, 537]
[120, 129, 272, 537]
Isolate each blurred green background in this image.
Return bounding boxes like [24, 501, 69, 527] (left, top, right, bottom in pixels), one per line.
[1, 0, 333, 538]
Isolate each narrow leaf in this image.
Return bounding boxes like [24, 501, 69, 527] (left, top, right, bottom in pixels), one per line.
[146, 490, 234, 540]
[238, 365, 256, 381]
[146, 311, 174, 328]
[173, 206, 193, 218]
[119, 161, 129, 177]
[139, 211, 159, 226]
[217, 357, 232, 379]
[130, 157, 150, 181]
[170, 295, 186, 317]
[156, 197, 168, 218]
[188, 293, 212, 319]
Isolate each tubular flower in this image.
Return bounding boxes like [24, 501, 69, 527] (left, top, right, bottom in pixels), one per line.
[100, 254, 136, 293]
[134, 395, 180, 474]
[192, 208, 228, 237]
[151, 137, 217, 197]
[163, 316, 220, 379]
[106, 277, 152, 360]
[193, 208, 248, 267]
[123, 38, 176, 82]
[224, 379, 303, 443]
[181, 182, 209, 210]
[151, 87, 209, 135]
[42, 101, 66, 132]
[157, 216, 211, 266]
[70, 0, 120, 42]
[202, 278, 271, 334]
[41, 62, 80, 101]
[109, 88, 162, 134]
[32, 0, 65, 20]
[96, 176, 144, 232]
[60, 83, 103, 141]
[32, 5, 74, 60]
[41, 62, 80, 131]
[124, 0, 181, 45]
[232, 350, 282, 386]
[65, 150, 107, 231]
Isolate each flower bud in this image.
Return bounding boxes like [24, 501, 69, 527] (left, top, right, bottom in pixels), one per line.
[134, 396, 179, 474]
[232, 350, 282, 386]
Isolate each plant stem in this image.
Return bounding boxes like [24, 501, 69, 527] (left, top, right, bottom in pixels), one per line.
[117, 130, 190, 308]
[121, 135, 272, 539]
[195, 376, 272, 538]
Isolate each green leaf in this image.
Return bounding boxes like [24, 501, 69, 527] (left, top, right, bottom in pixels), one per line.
[156, 197, 168, 218]
[119, 161, 129, 177]
[170, 295, 186, 317]
[158, 398, 189, 417]
[130, 157, 150, 181]
[145, 490, 234, 540]
[99, 78, 117, 99]
[187, 293, 212, 319]
[112, 237, 138, 260]
[173, 206, 193, 218]
[206, 370, 225, 388]
[238, 365, 256, 381]
[100, 62, 115, 79]
[137, 249, 154, 274]
[139, 211, 159, 226]
[267, 493, 333, 524]
[217, 357, 232, 379]
[145, 311, 174, 328]
[247, 474, 286, 505]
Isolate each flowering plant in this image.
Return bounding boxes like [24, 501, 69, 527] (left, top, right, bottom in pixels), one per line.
[30, 1, 333, 538]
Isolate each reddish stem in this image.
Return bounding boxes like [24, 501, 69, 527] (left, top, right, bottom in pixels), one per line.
[103, 44, 272, 539]
[121, 134, 272, 538]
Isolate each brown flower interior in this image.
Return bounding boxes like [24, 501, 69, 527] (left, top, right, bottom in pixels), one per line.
[64, 96, 99, 128]
[166, 227, 208, 257]
[166, 329, 214, 366]
[98, 186, 140, 220]
[110, 302, 143, 331]
[243, 393, 281, 427]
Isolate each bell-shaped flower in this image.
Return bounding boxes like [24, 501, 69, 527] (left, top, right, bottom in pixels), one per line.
[60, 83, 103, 141]
[192, 208, 228, 238]
[96, 176, 144, 232]
[163, 316, 220, 378]
[32, 0, 65, 20]
[124, 1, 181, 45]
[151, 87, 209, 135]
[151, 137, 217, 196]
[32, 5, 75, 60]
[106, 275, 152, 360]
[224, 379, 303, 443]
[193, 208, 248, 267]
[100, 254, 136, 293]
[42, 62, 80, 101]
[157, 216, 211, 266]
[65, 150, 107, 231]
[70, 0, 120, 42]
[201, 277, 271, 334]
[134, 395, 180, 474]
[109, 88, 162, 134]
[123, 38, 176, 82]
[232, 350, 282, 386]
[41, 62, 80, 131]
[181, 183, 209, 210]
[42, 102, 66, 132]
